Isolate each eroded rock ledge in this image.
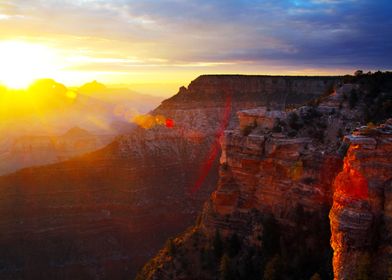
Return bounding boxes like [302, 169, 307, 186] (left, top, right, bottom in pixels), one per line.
[330, 119, 392, 280]
[0, 75, 339, 279]
[137, 75, 392, 280]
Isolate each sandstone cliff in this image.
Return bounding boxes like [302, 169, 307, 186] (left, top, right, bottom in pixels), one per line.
[330, 120, 392, 279]
[0, 75, 339, 279]
[137, 72, 392, 280]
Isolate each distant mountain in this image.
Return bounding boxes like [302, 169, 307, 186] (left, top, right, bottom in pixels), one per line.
[77, 80, 162, 113]
[62, 126, 94, 138]
[0, 79, 162, 174]
[0, 126, 114, 175]
[78, 80, 107, 94]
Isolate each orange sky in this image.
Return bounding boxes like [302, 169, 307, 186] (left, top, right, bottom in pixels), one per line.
[0, 39, 349, 96]
[1, 1, 386, 96]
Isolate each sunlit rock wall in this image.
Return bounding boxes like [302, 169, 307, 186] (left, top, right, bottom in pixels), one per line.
[330, 120, 392, 280]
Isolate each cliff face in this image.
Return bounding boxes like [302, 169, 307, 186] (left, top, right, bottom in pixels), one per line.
[0, 75, 339, 279]
[137, 73, 392, 280]
[161, 75, 338, 109]
[330, 120, 392, 279]
[137, 88, 346, 280]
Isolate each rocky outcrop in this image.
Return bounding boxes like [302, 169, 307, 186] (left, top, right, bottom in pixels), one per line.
[137, 101, 346, 280]
[330, 120, 392, 280]
[137, 73, 392, 280]
[0, 75, 340, 279]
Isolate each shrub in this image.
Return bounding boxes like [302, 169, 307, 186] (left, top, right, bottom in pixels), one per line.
[272, 124, 282, 133]
[288, 112, 303, 130]
[273, 119, 287, 132]
[302, 107, 322, 124]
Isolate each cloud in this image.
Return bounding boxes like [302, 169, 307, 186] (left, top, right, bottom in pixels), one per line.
[0, 0, 391, 72]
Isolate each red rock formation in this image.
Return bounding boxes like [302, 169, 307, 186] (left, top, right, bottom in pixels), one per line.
[0, 75, 340, 279]
[137, 100, 347, 279]
[137, 74, 392, 280]
[204, 107, 342, 234]
[330, 120, 392, 280]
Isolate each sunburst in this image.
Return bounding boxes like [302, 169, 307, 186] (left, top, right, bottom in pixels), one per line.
[0, 41, 59, 89]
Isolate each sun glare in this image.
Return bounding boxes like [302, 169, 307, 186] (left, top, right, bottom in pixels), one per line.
[0, 41, 59, 89]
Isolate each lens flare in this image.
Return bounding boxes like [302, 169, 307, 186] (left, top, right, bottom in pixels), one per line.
[190, 94, 232, 194]
[165, 118, 174, 128]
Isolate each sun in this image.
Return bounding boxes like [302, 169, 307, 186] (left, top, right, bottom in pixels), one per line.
[0, 41, 59, 89]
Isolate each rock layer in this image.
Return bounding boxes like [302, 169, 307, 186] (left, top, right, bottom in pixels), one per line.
[330, 120, 392, 280]
[0, 75, 340, 279]
[137, 74, 392, 280]
[137, 97, 348, 279]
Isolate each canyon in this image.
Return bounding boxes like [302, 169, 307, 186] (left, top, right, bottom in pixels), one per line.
[0, 75, 339, 279]
[137, 72, 392, 280]
[0, 127, 114, 176]
[0, 79, 161, 176]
